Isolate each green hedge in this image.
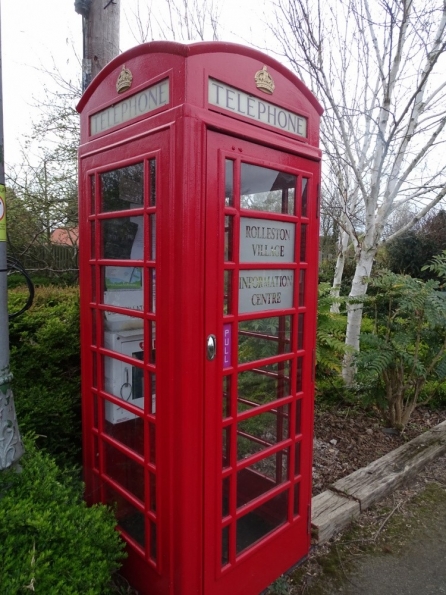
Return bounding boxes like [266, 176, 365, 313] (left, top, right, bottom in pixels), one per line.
[0, 438, 125, 594]
[8, 286, 81, 466]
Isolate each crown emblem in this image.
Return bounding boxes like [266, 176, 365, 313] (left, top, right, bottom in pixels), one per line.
[254, 65, 275, 95]
[116, 66, 133, 94]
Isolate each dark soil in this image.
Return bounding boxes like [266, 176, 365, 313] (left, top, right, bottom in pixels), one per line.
[312, 406, 446, 495]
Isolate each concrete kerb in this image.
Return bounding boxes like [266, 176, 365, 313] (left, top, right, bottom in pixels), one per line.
[311, 419, 446, 544]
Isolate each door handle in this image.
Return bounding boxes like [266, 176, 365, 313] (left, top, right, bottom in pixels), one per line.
[206, 334, 217, 361]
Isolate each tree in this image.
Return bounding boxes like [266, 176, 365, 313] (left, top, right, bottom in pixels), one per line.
[271, 0, 446, 383]
[123, 0, 220, 44]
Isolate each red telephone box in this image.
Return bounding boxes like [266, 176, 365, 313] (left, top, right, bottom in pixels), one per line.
[77, 41, 322, 595]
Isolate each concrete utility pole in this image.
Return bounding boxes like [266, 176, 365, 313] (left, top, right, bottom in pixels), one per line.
[0, 6, 24, 471]
[74, 0, 121, 93]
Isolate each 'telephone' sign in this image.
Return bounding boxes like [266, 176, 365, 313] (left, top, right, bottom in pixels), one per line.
[90, 79, 169, 135]
[209, 78, 307, 138]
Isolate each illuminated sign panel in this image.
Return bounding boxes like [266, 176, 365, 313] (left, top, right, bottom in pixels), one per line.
[90, 79, 169, 135]
[208, 78, 307, 137]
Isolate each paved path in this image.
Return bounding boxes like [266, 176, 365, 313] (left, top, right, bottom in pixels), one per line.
[337, 489, 446, 595]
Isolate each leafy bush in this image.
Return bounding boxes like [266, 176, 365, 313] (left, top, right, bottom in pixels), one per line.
[0, 438, 126, 594]
[8, 286, 81, 466]
[356, 265, 446, 428]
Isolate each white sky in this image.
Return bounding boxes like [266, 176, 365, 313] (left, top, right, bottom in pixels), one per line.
[1, 0, 267, 168]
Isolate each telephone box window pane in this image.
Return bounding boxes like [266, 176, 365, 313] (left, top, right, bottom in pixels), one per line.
[149, 422, 156, 464]
[237, 405, 289, 460]
[102, 310, 143, 334]
[90, 175, 96, 214]
[237, 362, 291, 412]
[102, 355, 144, 424]
[104, 484, 145, 549]
[299, 269, 306, 306]
[93, 394, 98, 428]
[222, 526, 229, 566]
[295, 399, 302, 435]
[104, 417, 144, 456]
[238, 316, 291, 364]
[296, 358, 303, 393]
[293, 483, 300, 517]
[301, 178, 309, 217]
[240, 163, 296, 214]
[150, 521, 157, 562]
[224, 270, 232, 314]
[149, 268, 156, 313]
[222, 477, 230, 517]
[149, 215, 156, 260]
[300, 224, 307, 262]
[223, 375, 231, 418]
[294, 441, 301, 476]
[90, 222, 96, 258]
[149, 159, 156, 207]
[149, 472, 157, 512]
[236, 448, 288, 508]
[149, 373, 156, 415]
[102, 216, 143, 260]
[225, 159, 234, 206]
[101, 163, 143, 212]
[103, 442, 144, 502]
[236, 491, 288, 555]
[298, 314, 305, 350]
[224, 215, 234, 261]
[93, 434, 99, 471]
[222, 426, 231, 468]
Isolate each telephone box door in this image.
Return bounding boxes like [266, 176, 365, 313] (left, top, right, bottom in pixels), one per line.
[204, 131, 319, 595]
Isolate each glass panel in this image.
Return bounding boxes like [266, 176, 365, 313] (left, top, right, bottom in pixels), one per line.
[149, 422, 156, 464]
[148, 268, 156, 313]
[149, 472, 157, 512]
[296, 358, 303, 392]
[150, 521, 157, 562]
[222, 426, 231, 468]
[93, 434, 99, 471]
[101, 163, 143, 212]
[294, 441, 301, 476]
[222, 477, 230, 517]
[104, 484, 145, 548]
[93, 394, 98, 427]
[90, 222, 96, 259]
[300, 224, 307, 262]
[91, 309, 97, 345]
[223, 375, 231, 418]
[103, 442, 144, 502]
[236, 448, 288, 508]
[224, 216, 234, 261]
[236, 491, 288, 555]
[104, 417, 144, 456]
[149, 373, 156, 415]
[149, 159, 156, 207]
[92, 354, 98, 388]
[299, 269, 306, 306]
[241, 163, 296, 214]
[238, 269, 294, 314]
[298, 314, 305, 350]
[237, 405, 289, 460]
[149, 214, 156, 260]
[293, 483, 300, 516]
[102, 353, 144, 425]
[102, 216, 143, 260]
[222, 526, 229, 566]
[224, 270, 232, 314]
[237, 362, 291, 412]
[102, 308, 143, 333]
[238, 316, 291, 363]
[90, 174, 96, 214]
[225, 159, 234, 207]
[301, 178, 309, 217]
[295, 399, 302, 435]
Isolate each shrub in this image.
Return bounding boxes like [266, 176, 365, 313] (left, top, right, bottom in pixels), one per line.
[8, 286, 81, 466]
[356, 266, 446, 428]
[0, 438, 126, 595]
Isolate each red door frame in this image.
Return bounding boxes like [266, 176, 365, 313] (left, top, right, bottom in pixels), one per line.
[203, 131, 320, 595]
